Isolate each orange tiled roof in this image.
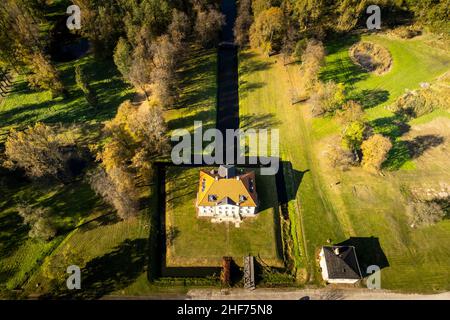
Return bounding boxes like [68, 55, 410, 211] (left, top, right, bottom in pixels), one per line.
[196, 169, 258, 207]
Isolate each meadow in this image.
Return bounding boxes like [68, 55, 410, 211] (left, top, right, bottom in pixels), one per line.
[238, 32, 450, 292]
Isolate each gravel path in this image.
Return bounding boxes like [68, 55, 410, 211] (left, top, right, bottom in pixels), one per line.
[185, 288, 450, 300]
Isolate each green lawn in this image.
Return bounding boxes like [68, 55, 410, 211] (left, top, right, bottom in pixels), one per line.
[0, 55, 133, 144]
[165, 47, 217, 134]
[23, 207, 150, 299]
[0, 178, 103, 292]
[0, 52, 132, 296]
[0, 46, 220, 297]
[238, 32, 450, 292]
[165, 166, 283, 268]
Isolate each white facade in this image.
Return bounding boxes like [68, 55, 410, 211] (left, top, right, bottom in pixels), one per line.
[197, 203, 257, 227]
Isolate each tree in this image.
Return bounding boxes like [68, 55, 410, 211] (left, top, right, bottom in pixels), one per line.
[4, 123, 71, 179]
[299, 39, 325, 94]
[342, 121, 368, 153]
[88, 166, 139, 220]
[252, 0, 273, 17]
[407, 201, 445, 228]
[75, 65, 97, 107]
[234, 0, 253, 47]
[326, 143, 355, 171]
[168, 9, 191, 48]
[93, 101, 170, 218]
[310, 81, 346, 117]
[114, 37, 132, 81]
[25, 52, 65, 98]
[128, 43, 152, 99]
[150, 35, 179, 107]
[17, 205, 57, 241]
[73, 0, 123, 57]
[194, 5, 226, 48]
[249, 7, 285, 55]
[361, 134, 392, 171]
[335, 0, 367, 32]
[335, 100, 365, 124]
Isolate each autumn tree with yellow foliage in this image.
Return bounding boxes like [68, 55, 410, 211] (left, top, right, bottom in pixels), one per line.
[361, 134, 392, 172]
[249, 7, 285, 55]
[90, 101, 170, 219]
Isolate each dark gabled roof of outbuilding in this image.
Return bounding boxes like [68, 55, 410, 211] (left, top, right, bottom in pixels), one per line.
[323, 246, 362, 280]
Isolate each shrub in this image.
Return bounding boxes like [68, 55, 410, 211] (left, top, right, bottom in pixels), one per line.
[390, 87, 449, 119]
[342, 121, 369, 153]
[325, 143, 355, 171]
[310, 81, 346, 117]
[361, 134, 392, 172]
[17, 205, 57, 241]
[349, 42, 392, 75]
[335, 100, 365, 125]
[407, 201, 445, 228]
[75, 65, 97, 107]
[391, 26, 422, 39]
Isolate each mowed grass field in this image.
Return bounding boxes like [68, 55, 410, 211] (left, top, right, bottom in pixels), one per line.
[0, 46, 220, 297]
[0, 53, 132, 295]
[238, 32, 450, 292]
[165, 47, 218, 134]
[165, 166, 283, 268]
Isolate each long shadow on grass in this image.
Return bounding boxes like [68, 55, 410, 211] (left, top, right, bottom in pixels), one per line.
[45, 239, 147, 300]
[174, 48, 217, 111]
[1, 57, 132, 133]
[0, 212, 29, 260]
[319, 35, 368, 86]
[337, 237, 389, 277]
[349, 89, 390, 109]
[383, 133, 445, 170]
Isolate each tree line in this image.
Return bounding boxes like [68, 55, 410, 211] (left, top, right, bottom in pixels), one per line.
[0, 0, 226, 239]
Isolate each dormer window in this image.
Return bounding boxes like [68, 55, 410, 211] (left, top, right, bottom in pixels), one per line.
[208, 195, 217, 202]
[239, 195, 247, 202]
[201, 179, 206, 192]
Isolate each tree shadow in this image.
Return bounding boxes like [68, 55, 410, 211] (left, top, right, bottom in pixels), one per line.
[349, 89, 390, 109]
[406, 135, 445, 158]
[337, 237, 389, 277]
[384, 134, 445, 170]
[238, 51, 273, 75]
[239, 80, 266, 100]
[46, 239, 148, 299]
[371, 115, 411, 140]
[240, 113, 282, 130]
[1, 57, 132, 134]
[0, 212, 29, 260]
[167, 109, 215, 133]
[175, 48, 217, 111]
[319, 35, 369, 86]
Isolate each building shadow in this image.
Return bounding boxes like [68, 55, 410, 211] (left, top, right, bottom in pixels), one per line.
[337, 237, 389, 277]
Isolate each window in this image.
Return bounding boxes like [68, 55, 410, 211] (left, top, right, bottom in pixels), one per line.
[201, 179, 206, 192]
[249, 180, 254, 192]
[208, 194, 217, 202]
[239, 195, 247, 202]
